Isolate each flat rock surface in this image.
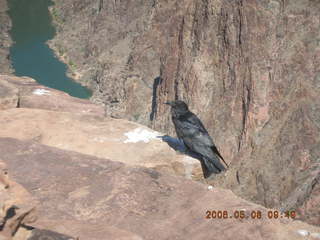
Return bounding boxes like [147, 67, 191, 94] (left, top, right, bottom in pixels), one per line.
[0, 108, 202, 179]
[1, 137, 320, 240]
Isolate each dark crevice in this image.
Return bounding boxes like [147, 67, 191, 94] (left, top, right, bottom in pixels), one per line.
[237, 0, 243, 55]
[98, 0, 104, 12]
[202, 0, 209, 24]
[238, 0, 243, 43]
[174, 56, 182, 101]
[150, 76, 162, 121]
[0, 206, 18, 231]
[191, 3, 201, 54]
[238, 65, 252, 151]
[178, 17, 184, 50]
[16, 94, 20, 108]
[152, 0, 157, 8]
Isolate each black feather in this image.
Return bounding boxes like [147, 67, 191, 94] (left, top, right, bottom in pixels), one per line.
[166, 100, 227, 178]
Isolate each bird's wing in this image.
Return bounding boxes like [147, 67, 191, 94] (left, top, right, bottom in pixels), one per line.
[179, 119, 227, 173]
[172, 117, 184, 140]
[177, 112, 228, 167]
[211, 145, 228, 168]
[178, 112, 215, 148]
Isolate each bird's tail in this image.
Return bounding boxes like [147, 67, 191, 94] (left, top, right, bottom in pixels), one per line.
[201, 155, 226, 178]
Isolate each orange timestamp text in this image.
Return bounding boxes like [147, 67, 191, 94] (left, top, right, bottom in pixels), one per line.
[205, 210, 296, 220]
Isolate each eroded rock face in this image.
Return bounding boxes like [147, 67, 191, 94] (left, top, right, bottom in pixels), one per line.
[0, 0, 12, 74]
[1, 137, 320, 240]
[48, 0, 320, 225]
[48, 0, 159, 122]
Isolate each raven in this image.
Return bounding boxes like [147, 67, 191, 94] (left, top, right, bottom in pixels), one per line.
[165, 100, 228, 178]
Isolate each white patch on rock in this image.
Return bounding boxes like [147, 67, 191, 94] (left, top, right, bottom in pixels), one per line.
[33, 88, 51, 95]
[297, 230, 309, 237]
[124, 128, 160, 143]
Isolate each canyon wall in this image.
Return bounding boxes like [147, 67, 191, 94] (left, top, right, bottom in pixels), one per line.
[0, 0, 13, 73]
[1, 75, 320, 239]
[47, 0, 320, 225]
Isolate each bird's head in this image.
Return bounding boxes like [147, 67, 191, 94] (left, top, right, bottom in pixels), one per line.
[164, 100, 189, 116]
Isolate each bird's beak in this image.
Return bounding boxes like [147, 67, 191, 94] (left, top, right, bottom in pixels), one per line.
[164, 101, 173, 106]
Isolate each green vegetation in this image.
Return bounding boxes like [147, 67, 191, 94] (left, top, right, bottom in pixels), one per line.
[68, 60, 77, 70]
[133, 113, 140, 121]
[50, 7, 64, 24]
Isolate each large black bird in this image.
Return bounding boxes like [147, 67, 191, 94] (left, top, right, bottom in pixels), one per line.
[165, 100, 228, 178]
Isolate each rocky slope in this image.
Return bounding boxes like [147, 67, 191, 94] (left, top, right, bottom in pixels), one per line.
[2, 137, 320, 240]
[0, 0, 13, 73]
[1, 75, 320, 239]
[49, 0, 320, 225]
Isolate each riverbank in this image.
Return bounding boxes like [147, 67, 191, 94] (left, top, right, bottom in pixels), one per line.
[6, 0, 92, 99]
[47, 0, 157, 122]
[0, 0, 13, 73]
[47, 5, 95, 91]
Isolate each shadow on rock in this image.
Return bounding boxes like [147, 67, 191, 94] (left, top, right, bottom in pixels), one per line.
[157, 135, 203, 161]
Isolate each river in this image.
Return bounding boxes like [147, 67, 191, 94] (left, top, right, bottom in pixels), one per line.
[7, 0, 91, 99]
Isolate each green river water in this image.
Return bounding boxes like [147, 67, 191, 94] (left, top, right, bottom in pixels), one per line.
[7, 0, 91, 99]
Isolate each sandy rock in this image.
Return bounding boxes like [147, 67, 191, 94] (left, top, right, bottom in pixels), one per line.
[0, 108, 202, 179]
[0, 137, 319, 240]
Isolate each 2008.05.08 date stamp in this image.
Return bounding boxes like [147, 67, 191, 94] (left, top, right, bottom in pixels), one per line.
[205, 210, 296, 220]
